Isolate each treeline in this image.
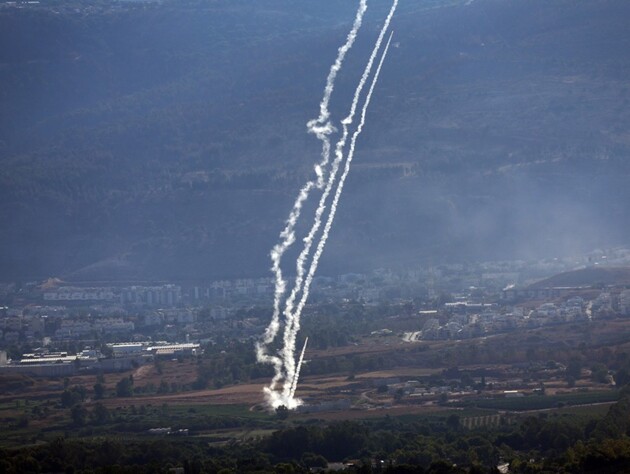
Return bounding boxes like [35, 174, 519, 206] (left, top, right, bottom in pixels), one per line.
[4, 389, 630, 473]
[263, 391, 630, 472]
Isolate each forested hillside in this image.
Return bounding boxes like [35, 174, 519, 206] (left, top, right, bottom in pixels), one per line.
[2, 0, 630, 280]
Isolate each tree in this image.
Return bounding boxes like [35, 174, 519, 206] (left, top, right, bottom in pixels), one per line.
[302, 452, 327, 469]
[183, 458, 204, 474]
[158, 379, 170, 394]
[274, 463, 297, 473]
[566, 358, 582, 379]
[14, 414, 29, 428]
[266, 426, 312, 459]
[71, 404, 87, 426]
[591, 363, 609, 383]
[116, 376, 134, 398]
[616, 367, 630, 387]
[276, 405, 289, 420]
[320, 421, 368, 460]
[61, 386, 86, 408]
[446, 414, 460, 432]
[91, 402, 110, 425]
[93, 382, 105, 400]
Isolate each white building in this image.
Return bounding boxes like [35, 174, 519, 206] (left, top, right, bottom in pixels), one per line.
[109, 343, 145, 358]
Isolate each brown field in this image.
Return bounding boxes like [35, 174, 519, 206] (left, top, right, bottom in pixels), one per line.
[99, 380, 268, 408]
[2, 317, 629, 425]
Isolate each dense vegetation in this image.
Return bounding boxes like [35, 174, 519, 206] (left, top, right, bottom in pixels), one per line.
[2, 390, 630, 473]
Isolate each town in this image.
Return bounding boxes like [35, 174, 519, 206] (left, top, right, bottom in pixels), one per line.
[2, 247, 630, 385]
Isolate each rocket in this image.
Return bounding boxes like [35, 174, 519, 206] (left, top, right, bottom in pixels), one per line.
[290, 337, 308, 399]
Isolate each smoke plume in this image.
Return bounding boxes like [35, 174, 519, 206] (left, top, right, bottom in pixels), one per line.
[257, 0, 397, 410]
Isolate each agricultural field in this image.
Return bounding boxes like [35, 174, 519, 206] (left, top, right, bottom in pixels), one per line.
[1, 315, 626, 452]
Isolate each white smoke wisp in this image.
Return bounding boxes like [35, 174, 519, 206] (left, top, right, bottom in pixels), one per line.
[286, 32, 395, 402]
[257, 0, 368, 406]
[281, 2, 399, 403]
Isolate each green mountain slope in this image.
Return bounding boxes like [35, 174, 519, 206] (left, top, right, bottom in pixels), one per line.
[1, 0, 630, 280]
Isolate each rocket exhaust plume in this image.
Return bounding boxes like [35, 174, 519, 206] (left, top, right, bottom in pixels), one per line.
[281, 2, 398, 402]
[281, 32, 396, 403]
[257, 0, 398, 410]
[256, 0, 368, 395]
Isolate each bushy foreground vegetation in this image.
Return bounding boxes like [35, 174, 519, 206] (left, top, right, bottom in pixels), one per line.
[2, 389, 630, 473]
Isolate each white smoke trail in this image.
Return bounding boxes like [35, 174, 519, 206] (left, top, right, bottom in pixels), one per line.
[257, 0, 368, 401]
[286, 31, 396, 402]
[307, 0, 368, 139]
[281, 3, 398, 403]
[289, 337, 308, 400]
[288, 1, 400, 321]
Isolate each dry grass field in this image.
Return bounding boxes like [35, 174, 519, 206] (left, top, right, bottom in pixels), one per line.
[2, 316, 628, 434]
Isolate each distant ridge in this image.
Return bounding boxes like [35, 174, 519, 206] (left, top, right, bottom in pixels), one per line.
[528, 266, 630, 289]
